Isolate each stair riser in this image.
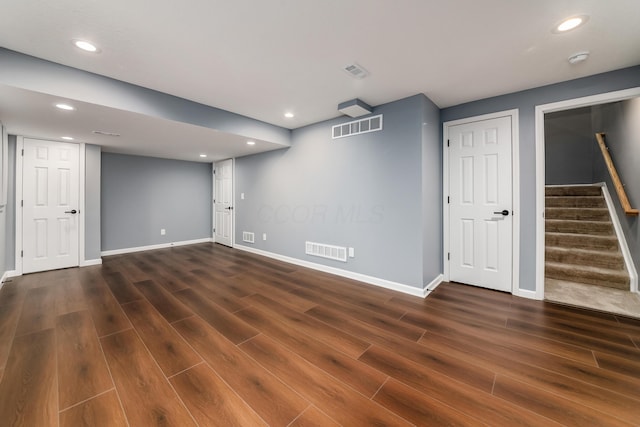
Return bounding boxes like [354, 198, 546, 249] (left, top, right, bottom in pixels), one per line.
[546, 234, 619, 251]
[545, 221, 614, 236]
[545, 266, 629, 290]
[545, 250, 625, 270]
[545, 209, 610, 221]
[545, 186, 602, 197]
[546, 197, 606, 208]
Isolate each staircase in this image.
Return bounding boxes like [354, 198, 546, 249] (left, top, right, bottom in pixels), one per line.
[545, 185, 629, 290]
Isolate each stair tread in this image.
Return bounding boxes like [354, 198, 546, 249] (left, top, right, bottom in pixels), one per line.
[546, 246, 622, 257]
[545, 261, 628, 277]
[545, 231, 617, 240]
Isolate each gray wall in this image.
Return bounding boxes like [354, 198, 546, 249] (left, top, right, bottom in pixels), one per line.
[236, 94, 438, 289]
[441, 65, 640, 292]
[101, 153, 212, 252]
[85, 145, 101, 260]
[592, 99, 640, 275]
[545, 107, 598, 185]
[421, 95, 443, 285]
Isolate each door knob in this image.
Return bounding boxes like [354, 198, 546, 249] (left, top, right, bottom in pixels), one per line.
[493, 210, 509, 216]
[65, 209, 77, 214]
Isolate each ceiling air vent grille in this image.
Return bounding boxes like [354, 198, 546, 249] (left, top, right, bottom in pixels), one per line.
[332, 114, 383, 139]
[305, 241, 347, 263]
[242, 232, 255, 244]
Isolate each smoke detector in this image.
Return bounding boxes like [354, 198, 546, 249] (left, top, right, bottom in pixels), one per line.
[568, 51, 589, 64]
[343, 62, 369, 79]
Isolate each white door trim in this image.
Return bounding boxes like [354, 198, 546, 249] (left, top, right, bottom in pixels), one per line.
[534, 86, 640, 300]
[14, 137, 86, 276]
[443, 109, 520, 296]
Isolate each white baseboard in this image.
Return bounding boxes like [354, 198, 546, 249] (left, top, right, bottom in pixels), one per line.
[101, 238, 213, 257]
[424, 274, 444, 297]
[234, 244, 435, 298]
[1, 270, 19, 290]
[514, 288, 539, 300]
[80, 258, 103, 267]
[600, 182, 638, 293]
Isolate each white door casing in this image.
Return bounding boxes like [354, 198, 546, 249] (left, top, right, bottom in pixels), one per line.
[214, 159, 233, 247]
[447, 115, 513, 292]
[23, 139, 80, 273]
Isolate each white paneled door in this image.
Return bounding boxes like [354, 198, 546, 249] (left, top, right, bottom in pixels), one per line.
[448, 116, 513, 292]
[214, 159, 233, 247]
[23, 139, 80, 273]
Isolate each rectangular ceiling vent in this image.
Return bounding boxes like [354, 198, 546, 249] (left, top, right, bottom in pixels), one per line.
[242, 231, 255, 244]
[343, 63, 369, 79]
[332, 114, 383, 139]
[305, 241, 347, 263]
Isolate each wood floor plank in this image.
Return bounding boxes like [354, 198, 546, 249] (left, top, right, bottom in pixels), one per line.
[79, 272, 131, 337]
[403, 304, 598, 365]
[373, 378, 486, 426]
[169, 363, 268, 427]
[173, 288, 258, 344]
[236, 305, 386, 397]
[291, 284, 425, 341]
[359, 344, 562, 426]
[417, 330, 640, 421]
[306, 304, 495, 392]
[594, 351, 640, 379]
[239, 333, 413, 426]
[493, 374, 634, 426]
[506, 318, 640, 359]
[100, 329, 197, 427]
[236, 273, 318, 312]
[289, 406, 341, 427]
[0, 329, 57, 427]
[102, 271, 144, 304]
[56, 310, 113, 409]
[185, 273, 250, 313]
[173, 315, 309, 426]
[121, 299, 201, 376]
[15, 286, 57, 336]
[0, 300, 22, 370]
[244, 293, 371, 358]
[133, 279, 193, 323]
[53, 277, 87, 316]
[59, 390, 128, 427]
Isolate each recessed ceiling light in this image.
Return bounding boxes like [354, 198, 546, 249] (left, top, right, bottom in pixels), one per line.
[554, 15, 589, 33]
[247, 141, 256, 146]
[199, 154, 207, 158]
[284, 112, 294, 118]
[55, 103, 75, 111]
[61, 136, 74, 140]
[73, 40, 100, 53]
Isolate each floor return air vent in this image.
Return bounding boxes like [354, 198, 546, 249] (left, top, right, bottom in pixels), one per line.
[305, 241, 347, 262]
[242, 232, 255, 244]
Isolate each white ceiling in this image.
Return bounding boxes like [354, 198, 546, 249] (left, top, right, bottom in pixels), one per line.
[1, 0, 639, 160]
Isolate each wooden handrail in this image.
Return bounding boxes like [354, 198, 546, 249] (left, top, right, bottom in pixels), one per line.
[595, 132, 639, 216]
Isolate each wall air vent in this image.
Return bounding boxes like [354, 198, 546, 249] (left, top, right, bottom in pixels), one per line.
[242, 231, 255, 244]
[332, 114, 383, 139]
[305, 241, 347, 262]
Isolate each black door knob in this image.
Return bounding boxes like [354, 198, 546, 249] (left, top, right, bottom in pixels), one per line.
[65, 209, 77, 214]
[493, 210, 509, 216]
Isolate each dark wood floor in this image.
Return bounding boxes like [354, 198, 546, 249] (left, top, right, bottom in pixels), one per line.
[0, 243, 639, 426]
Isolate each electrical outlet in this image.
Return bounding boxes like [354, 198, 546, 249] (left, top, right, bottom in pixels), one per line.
[348, 247, 355, 258]
[160, 229, 166, 235]
[263, 233, 267, 241]
[241, 192, 245, 200]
